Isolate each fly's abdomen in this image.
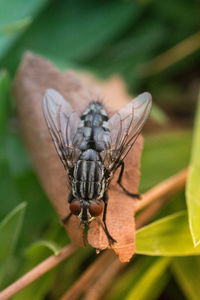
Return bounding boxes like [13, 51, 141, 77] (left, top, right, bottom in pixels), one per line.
[72, 159, 105, 200]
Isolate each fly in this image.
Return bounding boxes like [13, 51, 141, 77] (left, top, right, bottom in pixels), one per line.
[42, 89, 152, 244]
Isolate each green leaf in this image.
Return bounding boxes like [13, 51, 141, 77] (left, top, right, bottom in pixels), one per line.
[172, 257, 200, 300]
[136, 211, 200, 256]
[15, 169, 56, 236]
[0, 202, 27, 288]
[12, 239, 58, 300]
[125, 258, 170, 300]
[1, 0, 141, 73]
[0, 17, 32, 35]
[27, 240, 61, 256]
[85, 20, 167, 85]
[140, 130, 191, 192]
[186, 92, 200, 246]
[0, 0, 49, 59]
[150, 103, 169, 125]
[0, 70, 10, 135]
[106, 257, 169, 300]
[5, 133, 31, 177]
[0, 160, 21, 217]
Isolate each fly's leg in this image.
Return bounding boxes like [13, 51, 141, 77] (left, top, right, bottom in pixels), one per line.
[62, 213, 72, 224]
[62, 193, 73, 224]
[117, 161, 141, 199]
[68, 193, 74, 203]
[102, 192, 116, 244]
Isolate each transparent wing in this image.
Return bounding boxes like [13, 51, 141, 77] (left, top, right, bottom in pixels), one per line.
[101, 92, 152, 171]
[42, 89, 81, 170]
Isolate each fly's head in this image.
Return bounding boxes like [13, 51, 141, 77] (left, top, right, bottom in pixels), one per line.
[69, 199, 103, 224]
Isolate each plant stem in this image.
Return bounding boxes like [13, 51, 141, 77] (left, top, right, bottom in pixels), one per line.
[61, 169, 188, 300]
[139, 31, 200, 77]
[60, 250, 116, 300]
[0, 245, 76, 300]
[0, 168, 188, 300]
[82, 258, 122, 300]
[135, 168, 188, 212]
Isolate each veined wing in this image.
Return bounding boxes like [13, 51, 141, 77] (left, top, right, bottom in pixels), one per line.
[101, 92, 152, 171]
[42, 89, 81, 169]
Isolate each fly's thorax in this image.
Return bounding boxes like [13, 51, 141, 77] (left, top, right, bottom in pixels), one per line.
[75, 127, 111, 151]
[82, 102, 107, 120]
[73, 102, 111, 152]
[72, 152, 106, 200]
[81, 102, 109, 133]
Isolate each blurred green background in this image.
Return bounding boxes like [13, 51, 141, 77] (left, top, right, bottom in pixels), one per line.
[0, 0, 200, 299]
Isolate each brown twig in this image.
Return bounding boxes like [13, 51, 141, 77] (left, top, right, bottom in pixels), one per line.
[82, 258, 122, 300]
[135, 168, 188, 212]
[61, 168, 188, 300]
[136, 196, 169, 229]
[139, 31, 200, 77]
[60, 251, 116, 300]
[81, 172, 184, 300]
[0, 168, 188, 300]
[80, 198, 170, 300]
[82, 198, 165, 300]
[0, 245, 76, 300]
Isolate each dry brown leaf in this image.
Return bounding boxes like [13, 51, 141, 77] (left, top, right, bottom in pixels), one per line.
[88, 136, 143, 262]
[13, 52, 143, 262]
[76, 72, 131, 109]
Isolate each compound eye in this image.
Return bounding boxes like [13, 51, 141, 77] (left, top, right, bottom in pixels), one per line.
[89, 202, 103, 217]
[70, 201, 81, 215]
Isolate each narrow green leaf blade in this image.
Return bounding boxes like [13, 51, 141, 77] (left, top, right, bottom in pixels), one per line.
[0, 0, 49, 58]
[27, 240, 61, 256]
[0, 70, 10, 134]
[140, 130, 191, 192]
[150, 103, 169, 125]
[136, 211, 200, 256]
[1, 0, 141, 72]
[12, 239, 57, 300]
[0, 17, 32, 35]
[0, 202, 27, 288]
[186, 92, 200, 246]
[172, 257, 200, 300]
[107, 257, 170, 300]
[125, 257, 170, 300]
